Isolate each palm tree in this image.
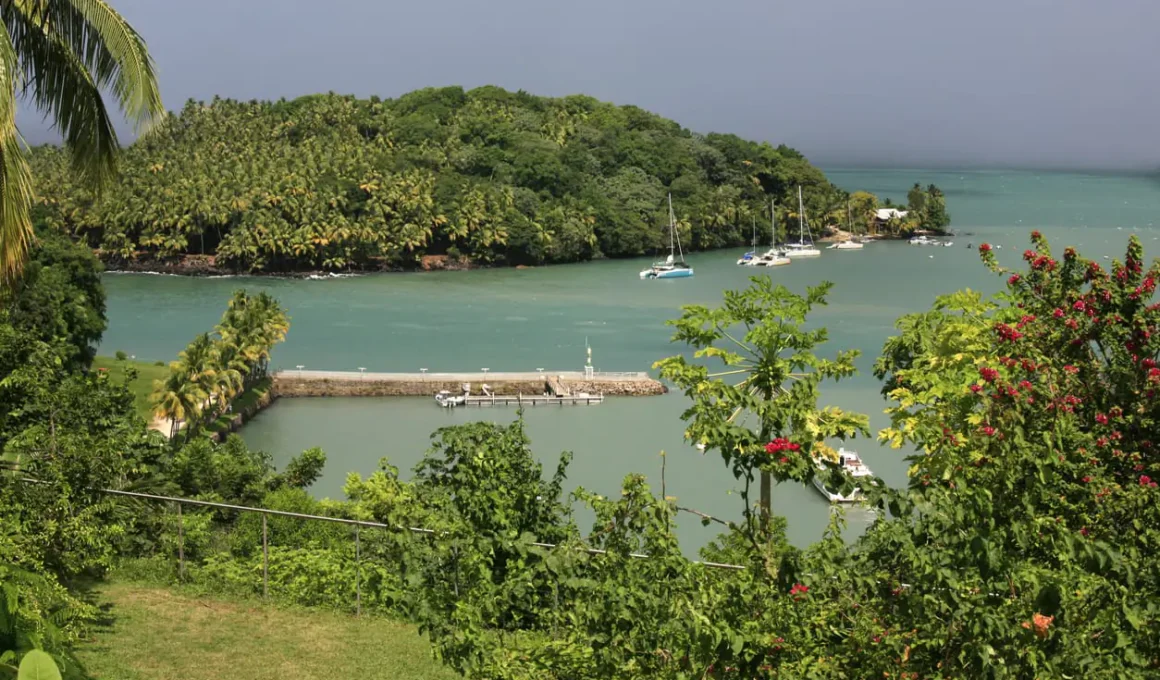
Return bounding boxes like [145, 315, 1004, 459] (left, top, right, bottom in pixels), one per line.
[0, 0, 164, 282]
[150, 367, 206, 439]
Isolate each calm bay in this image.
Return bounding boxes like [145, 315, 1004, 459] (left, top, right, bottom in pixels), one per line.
[100, 168, 1160, 550]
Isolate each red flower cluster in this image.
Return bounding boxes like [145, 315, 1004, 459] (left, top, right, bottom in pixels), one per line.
[1095, 413, 1109, 425]
[1053, 308, 1064, 319]
[994, 323, 1023, 343]
[979, 243, 992, 253]
[1031, 255, 1057, 271]
[765, 438, 800, 454]
[1073, 299, 1086, 311]
[1019, 380, 1033, 390]
[1140, 475, 1158, 489]
[980, 425, 997, 437]
[969, 383, 983, 393]
[1063, 365, 1079, 374]
[980, 366, 1000, 382]
[789, 583, 809, 598]
[1023, 249, 1036, 261]
[1149, 367, 1160, 383]
[1008, 274, 1021, 286]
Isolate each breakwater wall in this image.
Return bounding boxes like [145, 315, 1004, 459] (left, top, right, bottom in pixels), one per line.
[272, 370, 666, 398]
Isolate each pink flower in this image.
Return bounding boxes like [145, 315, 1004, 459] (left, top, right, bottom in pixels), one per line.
[1019, 380, 1033, 390]
[1073, 299, 1086, 311]
[980, 425, 997, 437]
[1141, 475, 1155, 487]
[1053, 308, 1064, 319]
[1095, 413, 1109, 425]
[789, 583, 809, 598]
[778, 456, 789, 464]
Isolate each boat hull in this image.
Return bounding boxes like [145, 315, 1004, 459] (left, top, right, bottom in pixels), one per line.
[785, 249, 821, 258]
[761, 257, 791, 266]
[652, 268, 694, 279]
[834, 242, 864, 250]
[812, 477, 864, 503]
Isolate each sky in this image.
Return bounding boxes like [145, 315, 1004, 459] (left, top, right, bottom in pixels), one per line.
[20, 0, 1160, 169]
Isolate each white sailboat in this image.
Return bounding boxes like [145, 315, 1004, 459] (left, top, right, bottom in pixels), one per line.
[640, 194, 694, 279]
[736, 216, 759, 265]
[831, 202, 865, 250]
[757, 200, 790, 266]
[785, 186, 822, 258]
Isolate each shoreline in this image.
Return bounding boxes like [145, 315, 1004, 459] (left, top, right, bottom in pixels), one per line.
[97, 231, 958, 278]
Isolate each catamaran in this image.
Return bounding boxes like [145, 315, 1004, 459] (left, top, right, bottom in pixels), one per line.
[640, 194, 694, 279]
[785, 186, 821, 258]
[830, 202, 865, 250]
[813, 448, 874, 503]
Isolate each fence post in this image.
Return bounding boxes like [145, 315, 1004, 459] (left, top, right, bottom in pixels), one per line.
[262, 513, 269, 599]
[176, 502, 185, 580]
[355, 524, 362, 617]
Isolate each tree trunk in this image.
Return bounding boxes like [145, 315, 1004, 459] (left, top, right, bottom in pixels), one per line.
[760, 471, 771, 531]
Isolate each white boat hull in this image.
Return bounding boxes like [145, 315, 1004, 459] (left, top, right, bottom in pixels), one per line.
[785, 248, 821, 258]
[833, 242, 864, 250]
[812, 477, 865, 503]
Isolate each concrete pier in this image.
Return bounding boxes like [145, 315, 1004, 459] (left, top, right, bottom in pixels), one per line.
[272, 370, 666, 398]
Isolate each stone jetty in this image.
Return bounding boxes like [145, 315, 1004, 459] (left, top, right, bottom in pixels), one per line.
[272, 369, 666, 398]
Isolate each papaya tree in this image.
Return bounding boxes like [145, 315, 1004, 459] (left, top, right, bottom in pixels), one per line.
[655, 276, 870, 547]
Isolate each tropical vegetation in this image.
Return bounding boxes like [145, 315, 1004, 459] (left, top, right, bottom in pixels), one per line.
[149, 291, 288, 438]
[6, 230, 1157, 678]
[0, 0, 163, 284]
[28, 87, 906, 273]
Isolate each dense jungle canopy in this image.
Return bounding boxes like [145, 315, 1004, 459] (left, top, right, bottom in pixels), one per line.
[29, 86, 856, 272]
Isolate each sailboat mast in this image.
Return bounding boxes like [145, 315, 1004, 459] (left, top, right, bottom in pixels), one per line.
[797, 186, 805, 244]
[771, 200, 776, 247]
[668, 193, 675, 255]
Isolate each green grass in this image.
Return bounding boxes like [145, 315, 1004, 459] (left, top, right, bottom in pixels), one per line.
[75, 581, 456, 680]
[92, 355, 170, 421]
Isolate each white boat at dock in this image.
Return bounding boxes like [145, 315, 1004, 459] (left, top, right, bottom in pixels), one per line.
[813, 448, 873, 503]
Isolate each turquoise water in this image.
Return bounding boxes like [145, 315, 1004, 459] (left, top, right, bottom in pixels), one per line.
[101, 168, 1160, 550]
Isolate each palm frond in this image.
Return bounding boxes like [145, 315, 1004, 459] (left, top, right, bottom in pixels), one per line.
[0, 18, 34, 283]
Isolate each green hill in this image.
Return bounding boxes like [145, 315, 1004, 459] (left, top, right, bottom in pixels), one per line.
[30, 86, 849, 273]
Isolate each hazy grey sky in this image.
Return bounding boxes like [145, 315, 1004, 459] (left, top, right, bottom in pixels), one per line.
[22, 0, 1160, 169]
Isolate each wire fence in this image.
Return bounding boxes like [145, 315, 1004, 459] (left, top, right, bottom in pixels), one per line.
[53, 485, 746, 615]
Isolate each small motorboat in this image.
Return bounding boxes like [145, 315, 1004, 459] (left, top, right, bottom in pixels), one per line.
[434, 390, 466, 408]
[813, 448, 874, 503]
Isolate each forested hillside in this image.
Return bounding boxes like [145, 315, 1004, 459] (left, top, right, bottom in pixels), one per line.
[29, 86, 848, 272]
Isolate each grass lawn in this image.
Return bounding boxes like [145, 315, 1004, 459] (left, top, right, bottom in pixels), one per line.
[75, 581, 457, 680]
[92, 355, 170, 421]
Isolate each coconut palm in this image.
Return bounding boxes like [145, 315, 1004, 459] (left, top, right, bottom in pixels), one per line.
[150, 366, 206, 439]
[0, 0, 163, 282]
